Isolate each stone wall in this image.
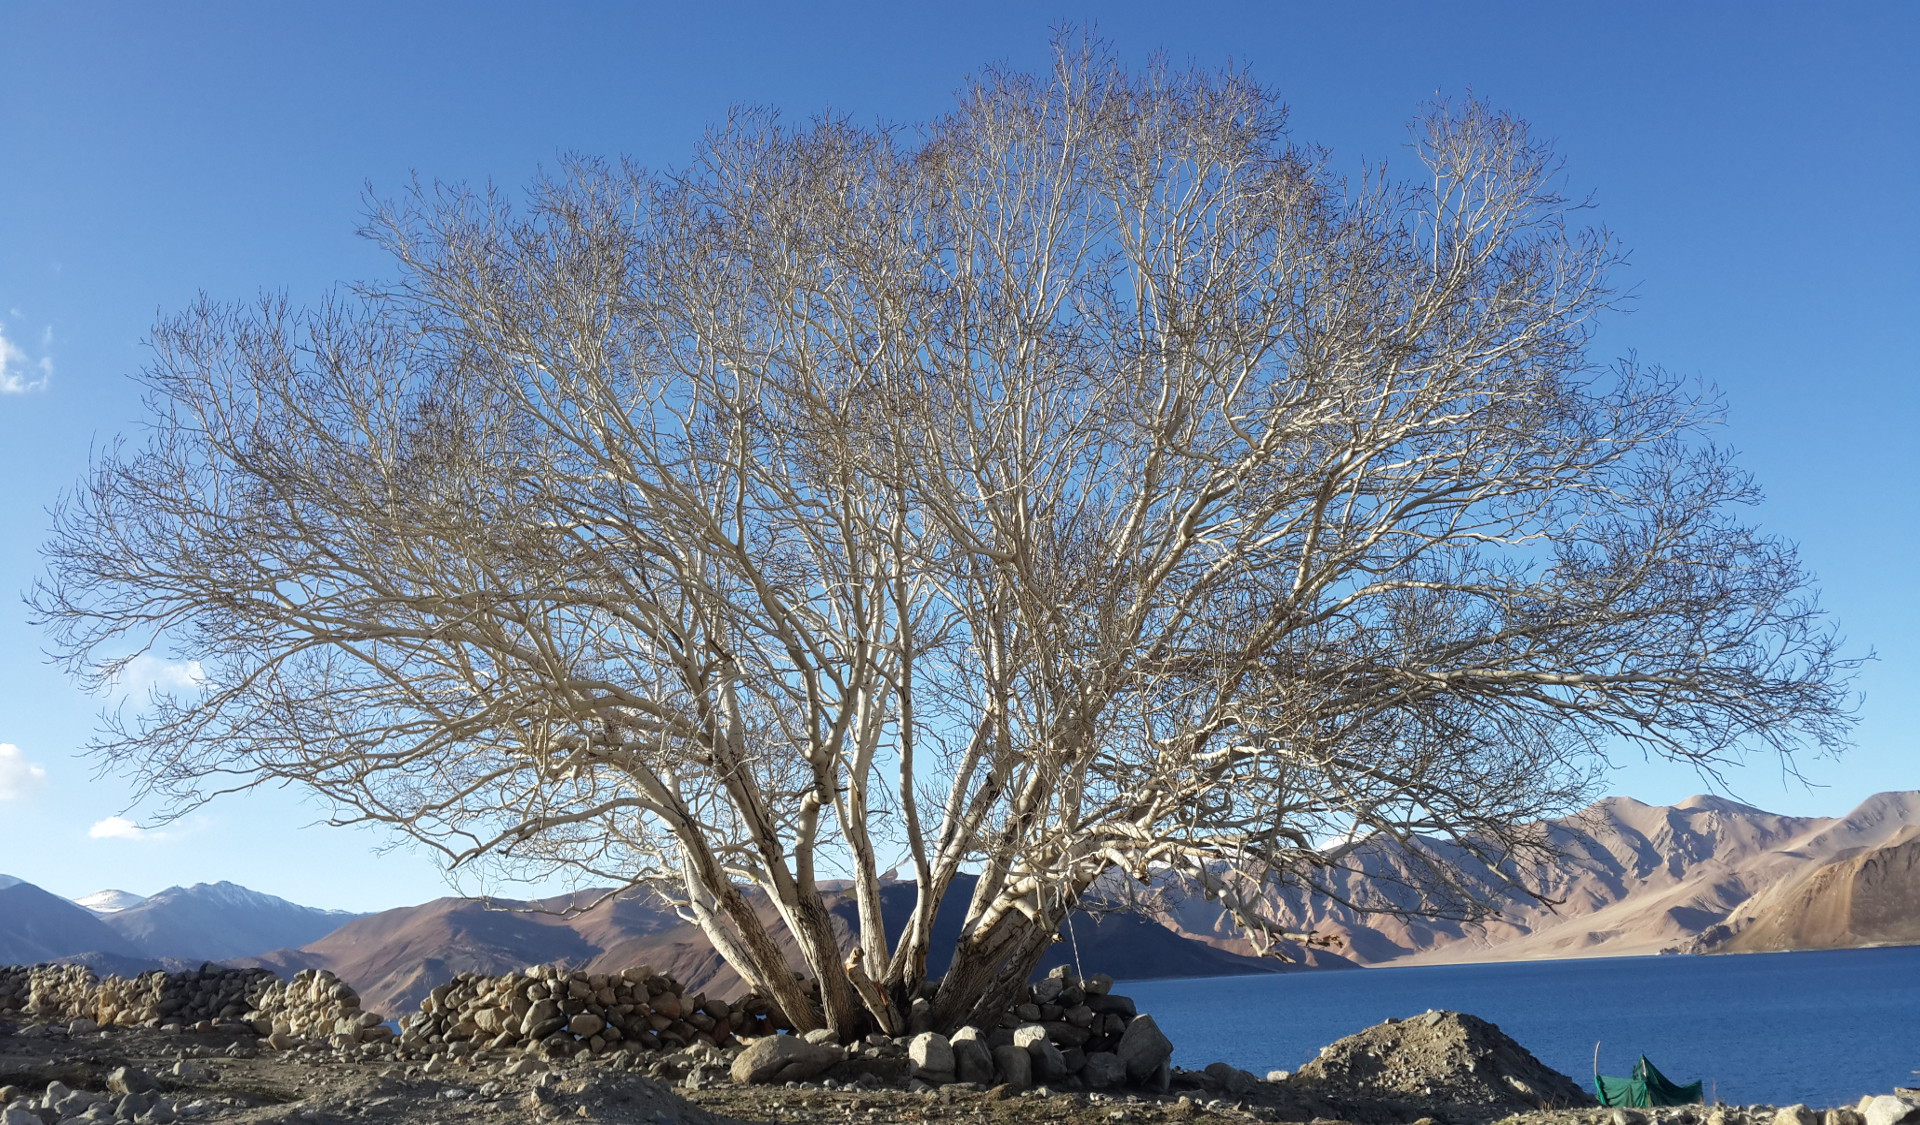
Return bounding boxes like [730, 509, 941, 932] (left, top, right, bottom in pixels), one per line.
[0, 964, 383, 1047]
[396, 965, 768, 1058]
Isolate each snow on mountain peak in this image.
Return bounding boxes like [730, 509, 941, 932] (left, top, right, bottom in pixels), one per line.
[75, 889, 149, 913]
[0, 874, 22, 890]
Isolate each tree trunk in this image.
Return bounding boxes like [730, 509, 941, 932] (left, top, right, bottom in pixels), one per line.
[928, 905, 1061, 1030]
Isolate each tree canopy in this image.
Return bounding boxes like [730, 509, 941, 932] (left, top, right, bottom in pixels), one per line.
[36, 42, 1854, 1035]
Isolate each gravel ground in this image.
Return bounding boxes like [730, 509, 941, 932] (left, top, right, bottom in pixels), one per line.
[0, 1017, 1865, 1125]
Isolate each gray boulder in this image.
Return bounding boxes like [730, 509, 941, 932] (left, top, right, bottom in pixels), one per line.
[1083, 1052, 1127, 1089]
[1777, 1107, 1819, 1125]
[1029, 1038, 1069, 1082]
[730, 1035, 845, 1085]
[1205, 1061, 1260, 1096]
[520, 999, 560, 1037]
[909, 1031, 955, 1083]
[992, 1044, 1032, 1088]
[951, 1030, 995, 1085]
[567, 1013, 604, 1038]
[1117, 1013, 1173, 1085]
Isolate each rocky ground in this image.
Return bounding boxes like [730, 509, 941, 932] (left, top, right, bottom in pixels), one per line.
[2, 1014, 1911, 1125]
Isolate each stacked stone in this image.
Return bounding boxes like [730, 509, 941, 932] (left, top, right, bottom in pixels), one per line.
[92, 966, 278, 1028]
[913, 966, 1172, 1091]
[1, 964, 104, 1022]
[396, 965, 762, 1059]
[0, 966, 23, 1014]
[0, 964, 374, 1046]
[246, 969, 390, 1050]
[730, 966, 1175, 1092]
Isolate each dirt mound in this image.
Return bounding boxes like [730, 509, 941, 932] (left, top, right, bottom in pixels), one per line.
[1291, 1010, 1592, 1118]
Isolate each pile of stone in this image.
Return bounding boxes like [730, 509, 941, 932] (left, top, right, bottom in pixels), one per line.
[1290, 1009, 1591, 1115]
[247, 968, 390, 1050]
[729, 966, 1175, 1091]
[396, 965, 764, 1059]
[0, 964, 383, 1049]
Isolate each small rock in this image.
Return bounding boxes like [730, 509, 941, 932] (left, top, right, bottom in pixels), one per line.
[106, 1069, 160, 1097]
[1266, 1070, 1291, 1082]
[1777, 1107, 1819, 1125]
[801, 1029, 838, 1046]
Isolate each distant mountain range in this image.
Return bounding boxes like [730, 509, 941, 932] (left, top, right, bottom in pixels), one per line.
[0, 881, 357, 968]
[1151, 791, 1920, 966]
[5, 790, 1918, 1019]
[233, 874, 1303, 1017]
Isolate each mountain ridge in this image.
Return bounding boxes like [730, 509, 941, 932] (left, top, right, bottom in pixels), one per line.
[6, 790, 1918, 1019]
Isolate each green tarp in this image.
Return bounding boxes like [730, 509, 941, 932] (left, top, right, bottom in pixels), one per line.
[1595, 1056, 1704, 1107]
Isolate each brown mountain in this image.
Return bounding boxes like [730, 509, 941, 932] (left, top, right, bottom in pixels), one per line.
[239, 874, 1305, 1018]
[237, 791, 1920, 1019]
[1716, 820, 1920, 952]
[1154, 791, 1920, 966]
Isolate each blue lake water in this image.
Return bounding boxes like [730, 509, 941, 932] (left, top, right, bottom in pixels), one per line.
[1124, 948, 1920, 1110]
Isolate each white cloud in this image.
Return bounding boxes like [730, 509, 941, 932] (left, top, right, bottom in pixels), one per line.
[111, 654, 208, 699]
[0, 321, 52, 394]
[0, 744, 48, 800]
[89, 816, 166, 842]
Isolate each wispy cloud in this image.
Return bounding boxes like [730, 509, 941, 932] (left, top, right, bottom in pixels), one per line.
[111, 654, 208, 699]
[89, 816, 167, 842]
[0, 744, 49, 800]
[0, 320, 52, 395]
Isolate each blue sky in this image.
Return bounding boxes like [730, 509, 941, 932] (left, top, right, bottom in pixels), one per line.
[0, 3, 1913, 913]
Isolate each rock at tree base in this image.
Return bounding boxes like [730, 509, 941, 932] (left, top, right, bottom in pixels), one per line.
[992, 1044, 1033, 1089]
[909, 1031, 955, 1083]
[1083, 1051, 1126, 1088]
[1291, 1010, 1592, 1116]
[729, 1034, 844, 1084]
[1117, 1014, 1173, 1084]
[951, 1027, 995, 1084]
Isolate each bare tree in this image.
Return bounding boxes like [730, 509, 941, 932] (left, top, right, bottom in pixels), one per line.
[36, 40, 1853, 1036]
